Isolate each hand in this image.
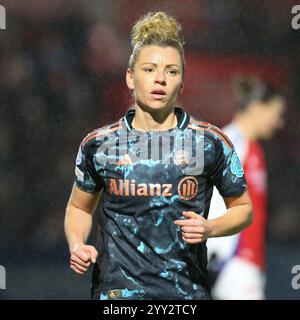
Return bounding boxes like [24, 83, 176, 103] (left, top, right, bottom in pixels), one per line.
[174, 211, 212, 244]
[70, 243, 98, 275]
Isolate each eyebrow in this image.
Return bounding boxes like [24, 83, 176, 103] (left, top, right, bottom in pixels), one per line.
[141, 63, 180, 68]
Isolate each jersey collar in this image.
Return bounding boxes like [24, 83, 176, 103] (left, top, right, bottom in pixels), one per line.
[123, 107, 190, 132]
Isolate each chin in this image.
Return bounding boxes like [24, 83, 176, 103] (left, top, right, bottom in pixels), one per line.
[138, 99, 171, 112]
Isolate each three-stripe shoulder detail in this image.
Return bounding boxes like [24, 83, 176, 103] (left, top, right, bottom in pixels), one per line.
[82, 120, 121, 147]
[188, 118, 233, 149]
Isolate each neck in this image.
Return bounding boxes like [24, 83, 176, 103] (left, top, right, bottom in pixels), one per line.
[132, 104, 177, 131]
[234, 113, 258, 141]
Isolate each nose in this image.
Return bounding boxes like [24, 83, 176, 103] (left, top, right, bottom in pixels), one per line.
[154, 70, 166, 86]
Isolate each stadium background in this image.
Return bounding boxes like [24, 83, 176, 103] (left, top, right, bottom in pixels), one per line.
[0, 0, 299, 299]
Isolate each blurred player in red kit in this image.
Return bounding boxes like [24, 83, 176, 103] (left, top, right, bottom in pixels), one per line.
[208, 76, 285, 299]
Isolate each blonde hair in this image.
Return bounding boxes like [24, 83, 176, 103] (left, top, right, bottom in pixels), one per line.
[128, 11, 185, 75]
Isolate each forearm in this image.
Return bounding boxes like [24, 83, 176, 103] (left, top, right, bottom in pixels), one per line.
[64, 204, 93, 252]
[208, 203, 253, 238]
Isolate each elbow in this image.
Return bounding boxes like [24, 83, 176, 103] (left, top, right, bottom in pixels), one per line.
[247, 210, 253, 227]
[245, 202, 253, 228]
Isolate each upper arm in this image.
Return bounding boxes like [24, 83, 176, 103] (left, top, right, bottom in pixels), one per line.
[208, 132, 247, 198]
[75, 136, 105, 193]
[67, 183, 102, 214]
[70, 134, 105, 213]
[223, 190, 252, 209]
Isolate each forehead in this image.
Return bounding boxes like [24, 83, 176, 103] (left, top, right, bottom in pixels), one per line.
[137, 45, 181, 66]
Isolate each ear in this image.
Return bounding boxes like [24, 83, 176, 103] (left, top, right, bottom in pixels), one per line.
[126, 68, 134, 90]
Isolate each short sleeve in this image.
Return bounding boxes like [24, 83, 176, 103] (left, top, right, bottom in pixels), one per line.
[74, 139, 104, 193]
[210, 139, 247, 198]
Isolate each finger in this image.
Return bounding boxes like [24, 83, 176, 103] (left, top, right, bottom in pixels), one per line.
[71, 254, 91, 268]
[71, 261, 88, 273]
[183, 212, 206, 223]
[182, 236, 205, 244]
[70, 264, 84, 274]
[182, 232, 200, 239]
[181, 226, 204, 233]
[174, 219, 202, 226]
[182, 211, 199, 219]
[74, 249, 91, 262]
[70, 264, 85, 275]
[87, 246, 98, 263]
[71, 263, 88, 273]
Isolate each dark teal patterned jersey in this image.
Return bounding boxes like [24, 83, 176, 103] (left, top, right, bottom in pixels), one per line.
[74, 107, 247, 300]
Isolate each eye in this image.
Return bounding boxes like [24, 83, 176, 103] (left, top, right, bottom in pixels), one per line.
[144, 67, 154, 73]
[167, 69, 179, 76]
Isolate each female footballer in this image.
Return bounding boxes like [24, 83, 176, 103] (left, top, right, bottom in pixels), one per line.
[64, 11, 253, 300]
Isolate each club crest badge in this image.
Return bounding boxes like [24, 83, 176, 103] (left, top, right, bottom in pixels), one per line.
[173, 150, 190, 168]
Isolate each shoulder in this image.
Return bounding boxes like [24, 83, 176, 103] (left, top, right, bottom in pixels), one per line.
[188, 116, 234, 152]
[80, 119, 122, 149]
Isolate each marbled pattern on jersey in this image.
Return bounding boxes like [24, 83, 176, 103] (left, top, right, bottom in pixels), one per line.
[75, 108, 246, 300]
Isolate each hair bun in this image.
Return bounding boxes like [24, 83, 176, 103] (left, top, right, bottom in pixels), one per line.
[131, 11, 184, 48]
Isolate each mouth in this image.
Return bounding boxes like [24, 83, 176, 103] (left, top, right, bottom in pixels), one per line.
[150, 90, 167, 100]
